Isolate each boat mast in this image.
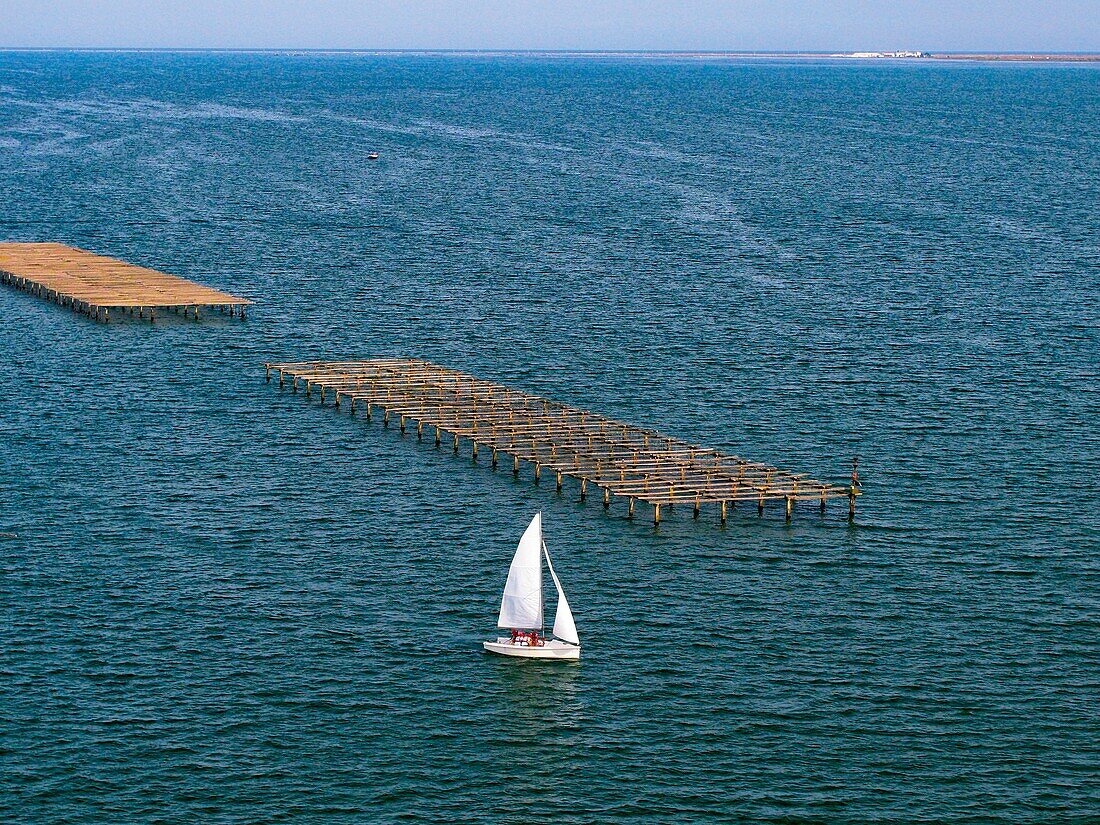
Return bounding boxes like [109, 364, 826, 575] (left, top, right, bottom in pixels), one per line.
[539, 512, 545, 637]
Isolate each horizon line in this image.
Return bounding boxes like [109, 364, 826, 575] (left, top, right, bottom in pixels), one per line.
[1, 47, 1098, 57]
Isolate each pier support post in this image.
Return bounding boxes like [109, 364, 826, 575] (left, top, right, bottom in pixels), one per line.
[366, 404, 373, 421]
[334, 392, 341, 409]
[418, 421, 424, 440]
[820, 489, 827, 514]
[453, 433, 459, 453]
[513, 455, 520, 476]
[556, 471, 563, 492]
[320, 387, 326, 405]
[265, 364, 271, 382]
[654, 503, 661, 526]
[849, 487, 856, 522]
[693, 497, 700, 519]
[435, 426, 441, 446]
[580, 478, 587, 501]
[720, 501, 728, 524]
[400, 415, 406, 434]
[279, 370, 285, 388]
[534, 463, 541, 483]
[471, 441, 478, 460]
[491, 448, 498, 468]
[383, 409, 390, 427]
[628, 498, 635, 518]
[603, 487, 610, 509]
[785, 496, 793, 523]
[758, 495, 764, 516]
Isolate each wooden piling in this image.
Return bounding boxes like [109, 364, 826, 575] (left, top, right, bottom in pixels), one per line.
[0, 243, 251, 323]
[266, 358, 859, 527]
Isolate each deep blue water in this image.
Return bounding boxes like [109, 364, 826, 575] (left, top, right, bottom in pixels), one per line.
[1, 52, 1098, 822]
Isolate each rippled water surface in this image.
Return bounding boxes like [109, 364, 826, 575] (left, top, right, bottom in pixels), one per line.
[1, 52, 1098, 822]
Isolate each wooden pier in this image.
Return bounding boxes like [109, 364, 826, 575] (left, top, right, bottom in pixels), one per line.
[266, 358, 860, 525]
[0, 242, 251, 322]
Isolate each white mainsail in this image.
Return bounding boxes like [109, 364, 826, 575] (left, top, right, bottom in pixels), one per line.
[496, 513, 544, 630]
[543, 543, 579, 646]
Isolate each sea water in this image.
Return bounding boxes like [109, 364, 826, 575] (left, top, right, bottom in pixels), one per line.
[0, 52, 1097, 822]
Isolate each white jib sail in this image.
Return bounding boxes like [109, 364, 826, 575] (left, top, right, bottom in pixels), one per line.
[543, 543, 579, 646]
[497, 513, 544, 630]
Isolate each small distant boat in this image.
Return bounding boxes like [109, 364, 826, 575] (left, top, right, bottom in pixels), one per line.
[484, 513, 580, 660]
[367, 151, 379, 160]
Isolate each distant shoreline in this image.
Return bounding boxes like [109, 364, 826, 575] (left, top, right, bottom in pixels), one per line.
[0, 48, 1097, 62]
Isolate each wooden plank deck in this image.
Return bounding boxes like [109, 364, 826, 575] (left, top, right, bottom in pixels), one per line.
[0, 242, 251, 322]
[266, 358, 861, 525]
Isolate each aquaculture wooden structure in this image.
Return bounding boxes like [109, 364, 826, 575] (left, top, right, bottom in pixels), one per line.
[0, 242, 251, 322]
[266, 358, 860, 525]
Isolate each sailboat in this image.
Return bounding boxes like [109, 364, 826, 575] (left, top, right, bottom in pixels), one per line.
[483, 513, 580, 660]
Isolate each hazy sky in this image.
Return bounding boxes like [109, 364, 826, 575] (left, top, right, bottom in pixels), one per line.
[2, 0, 1097, 51]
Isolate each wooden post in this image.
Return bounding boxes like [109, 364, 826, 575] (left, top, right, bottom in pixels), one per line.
[603, 487, 610, 509]
[453, 433, 459, 453]
[417, 421, 424, 440]
[580, 478, 587, 500]
[366, 404, 373, 421]
[849, 487, 856, 522]
[265, 364, 271, 382]
[471, 441, 478, 460]
[534, 463, 541, 483]
[758, 495, 764, 516]
[334, 392, 341, 409]
[654, 503, 661, 525]
[400, 415, 406, 434]
[720, 500, 728, 523]
[785, 496, 793, 523]
[513, 455, 520, 476]
[820, 488, 827, 514]
[350, 397, 357, 413]
[278, 370, 285, 388]
[556, 471, 563, 492]
[628, 498, 635, 518]
[319, 387, 326, 405]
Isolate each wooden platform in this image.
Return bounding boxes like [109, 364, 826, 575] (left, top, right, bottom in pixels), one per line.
[0, 242, 251, 322]
[265, 358, 861, 525]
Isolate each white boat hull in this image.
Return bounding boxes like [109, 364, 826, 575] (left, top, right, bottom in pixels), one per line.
[483, 638, 580, 660]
